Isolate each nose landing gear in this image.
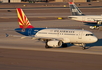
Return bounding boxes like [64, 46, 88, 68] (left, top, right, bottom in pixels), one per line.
[82, 43, 89, 50]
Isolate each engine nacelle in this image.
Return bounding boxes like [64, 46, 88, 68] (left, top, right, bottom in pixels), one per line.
[47, 40, 62, 47]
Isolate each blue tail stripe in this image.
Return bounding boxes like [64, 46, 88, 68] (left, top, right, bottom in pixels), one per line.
[15, 28, 45, 36]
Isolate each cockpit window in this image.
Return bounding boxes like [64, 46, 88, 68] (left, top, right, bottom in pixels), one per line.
[86, 34, 94, 36]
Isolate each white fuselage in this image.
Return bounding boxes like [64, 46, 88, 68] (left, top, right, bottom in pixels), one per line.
[68, 15, 102, 23]
[35, 29, 97, 44]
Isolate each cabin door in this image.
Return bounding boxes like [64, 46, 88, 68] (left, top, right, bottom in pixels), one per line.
[78, 31, 83, 39]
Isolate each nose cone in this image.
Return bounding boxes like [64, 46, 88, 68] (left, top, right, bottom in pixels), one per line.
[91, 37, 98, 43]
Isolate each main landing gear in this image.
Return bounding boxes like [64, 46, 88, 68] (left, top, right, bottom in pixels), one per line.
[45, 41, 50, 48]
[61, 43, 68, 48]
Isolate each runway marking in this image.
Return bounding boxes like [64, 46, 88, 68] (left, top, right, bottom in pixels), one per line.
[0, 46, 102, 55]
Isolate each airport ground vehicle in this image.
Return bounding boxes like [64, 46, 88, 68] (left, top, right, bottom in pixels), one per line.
[89, 26, 99, 29]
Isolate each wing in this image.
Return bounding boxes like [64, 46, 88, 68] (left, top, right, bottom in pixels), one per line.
[6, 33, 34, 39]
[6, 33, 63, 41]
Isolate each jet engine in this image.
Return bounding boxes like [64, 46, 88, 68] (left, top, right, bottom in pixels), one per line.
[47, 40, 62, 47]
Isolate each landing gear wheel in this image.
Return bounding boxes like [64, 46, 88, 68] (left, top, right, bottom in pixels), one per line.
[62, 43, 67, 48]
[45, 41, 50, 48]
[45, 45, 50, 48]
[82, 47, 86, 50]
[82, 43, 86, 50]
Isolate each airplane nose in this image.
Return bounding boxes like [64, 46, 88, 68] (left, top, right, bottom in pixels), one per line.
[92, 37, 98, 42]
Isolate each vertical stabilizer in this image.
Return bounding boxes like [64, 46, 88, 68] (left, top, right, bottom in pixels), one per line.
[16, 8, 34, 28]
[69, 2, 83, 16]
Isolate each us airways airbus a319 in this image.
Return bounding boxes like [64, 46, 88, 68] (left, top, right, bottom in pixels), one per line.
[68, 2, 102, 25]
[9, 8, 98, 49]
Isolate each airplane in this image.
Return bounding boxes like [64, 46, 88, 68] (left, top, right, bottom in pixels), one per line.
[68, 2, 102, 25]
[10, 8, 98, 49]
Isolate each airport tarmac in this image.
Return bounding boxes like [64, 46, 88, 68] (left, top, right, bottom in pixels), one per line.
[0, 8, 102, 70]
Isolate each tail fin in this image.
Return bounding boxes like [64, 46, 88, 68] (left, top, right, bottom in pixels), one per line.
[16, 8, 34, 28]
[68, 2, 84, 16]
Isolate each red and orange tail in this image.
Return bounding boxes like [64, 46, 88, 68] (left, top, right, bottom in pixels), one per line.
[16, 8, 34, 28]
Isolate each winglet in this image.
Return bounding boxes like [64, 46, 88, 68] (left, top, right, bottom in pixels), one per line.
[16, 8, 34, 29]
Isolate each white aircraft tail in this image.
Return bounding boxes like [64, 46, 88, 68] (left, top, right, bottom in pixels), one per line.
[69, 2, 84, 16]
